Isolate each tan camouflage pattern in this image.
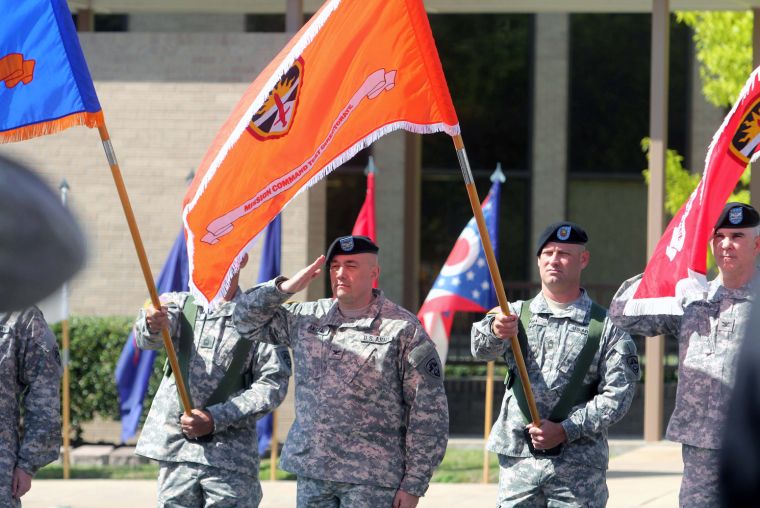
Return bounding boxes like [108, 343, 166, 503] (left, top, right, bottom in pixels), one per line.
[609, 273, 753, 449]
[233, 279, 449, 498]
[0, 307, 62, 505]
[296, 475, 397, 507]
[471, 290, 639, 474]
[156, 461, 262, 508]
[680, 445, 720, 508]
[496, 454, 608, 507]
[134, 290, 291, 479]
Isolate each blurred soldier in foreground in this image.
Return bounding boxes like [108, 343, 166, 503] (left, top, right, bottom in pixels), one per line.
[719, 287, 760, 507]
[135, 254, 291, 508]
[610, 202, 760, 507]
[0, 155, 86, 312]
[472, 222, 639, 507]
[0, 307, 62, 507]
[234, 235, 449, 508]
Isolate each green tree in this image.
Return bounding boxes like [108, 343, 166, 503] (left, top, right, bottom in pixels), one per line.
[677, 11, 753, 108]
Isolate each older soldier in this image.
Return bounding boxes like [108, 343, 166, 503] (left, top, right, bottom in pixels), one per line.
[609, 202, 760, 507]
[233, 235, 449, 508]
[135, 255, 291, 508]
[0, 307, 62, 507]
[472, 222, 639, 507]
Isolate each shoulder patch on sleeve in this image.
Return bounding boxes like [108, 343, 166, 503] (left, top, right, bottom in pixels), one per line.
[276, 347, 292, 372]
[409, 342, 443, 382]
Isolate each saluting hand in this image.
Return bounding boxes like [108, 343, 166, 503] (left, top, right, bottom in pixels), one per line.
[491, 312, 518, 340]
[279, 255, 325, 294]
[146, 304, 170, 333]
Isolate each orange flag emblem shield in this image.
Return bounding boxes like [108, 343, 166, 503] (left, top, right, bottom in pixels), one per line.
[183, 0, 459, 305]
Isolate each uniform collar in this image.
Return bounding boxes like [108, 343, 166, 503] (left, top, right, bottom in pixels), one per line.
[707, 272, 757, 303]
[199, 288, 242, 316]
[530, 289, 592, 324]
[324, 288, 384, 329]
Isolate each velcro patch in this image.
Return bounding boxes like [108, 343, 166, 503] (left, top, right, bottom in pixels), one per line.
[408, 341, 436, 367]
[568, 325, 589, 335]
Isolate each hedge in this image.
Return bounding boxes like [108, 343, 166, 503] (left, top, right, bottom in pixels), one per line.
[49, 316, 166, 443]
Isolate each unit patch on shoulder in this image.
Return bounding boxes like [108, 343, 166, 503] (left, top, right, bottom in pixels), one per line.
[277, 348, 293, 371]
[626, 354, 640, 376]
[424, 356, 442, 380]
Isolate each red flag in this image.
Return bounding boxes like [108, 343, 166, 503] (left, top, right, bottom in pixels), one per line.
[351, 157, 377, 288]
[351, 157, 376, 241]
[623, 67, 760, 316]
[182, 0, 459, 305]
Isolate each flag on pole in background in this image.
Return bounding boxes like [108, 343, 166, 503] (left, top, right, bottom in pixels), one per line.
[0, 0, 103, 143]
[352, 156, 377, 241]
[115, 231, 189, 443]
[352, 156, 377, 288]
[255, 214, 282, 456]
[182, 0, 459, 306]
[622, 66, 760, 316]
[418, 165, 505, 362]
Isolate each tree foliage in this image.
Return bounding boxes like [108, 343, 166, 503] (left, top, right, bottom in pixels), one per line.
[677, 11, 753, 108]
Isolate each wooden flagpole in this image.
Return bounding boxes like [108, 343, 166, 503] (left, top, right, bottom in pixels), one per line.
[451, 134, 540, 428]
[96, 123, 192, 414]
[269, 410, 279, 481]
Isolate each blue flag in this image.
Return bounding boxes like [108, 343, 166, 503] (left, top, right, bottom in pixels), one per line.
[115, 231, 189, 443]
[255, 214, 281, 456]
[0, 0, 103, 143]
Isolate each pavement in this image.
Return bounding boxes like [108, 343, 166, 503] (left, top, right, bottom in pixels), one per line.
[23, 439, 682, 507]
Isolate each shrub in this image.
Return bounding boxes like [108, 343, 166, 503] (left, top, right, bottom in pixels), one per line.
[49, 316, 166, 443]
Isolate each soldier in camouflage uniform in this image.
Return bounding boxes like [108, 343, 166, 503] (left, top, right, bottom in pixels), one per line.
[135, 255, 291, 508]
[233, 235, 449, 508]
[471, 222, 639, 508]
[0, 307, 62, 508]
[609, 202, 760, 508]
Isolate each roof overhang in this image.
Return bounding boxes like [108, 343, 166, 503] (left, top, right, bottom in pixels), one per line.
[66, 0, 760, 14]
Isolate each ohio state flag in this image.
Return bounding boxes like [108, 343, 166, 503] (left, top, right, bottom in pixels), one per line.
[183, 0, 459, 305]
[418, 165, 504, 360]
[623, 66, 760, 316]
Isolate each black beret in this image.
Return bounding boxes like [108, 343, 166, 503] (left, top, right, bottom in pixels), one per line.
[714, 202, 760, 230]
[326, 235, 379, 262]
[535, 221, 588, 256]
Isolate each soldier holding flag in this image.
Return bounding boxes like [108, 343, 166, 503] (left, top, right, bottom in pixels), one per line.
[472, 222, 639, 507]
[609, 202, 760, 507]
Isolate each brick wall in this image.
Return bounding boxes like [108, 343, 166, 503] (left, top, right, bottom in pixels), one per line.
[2, 32, 294, 316]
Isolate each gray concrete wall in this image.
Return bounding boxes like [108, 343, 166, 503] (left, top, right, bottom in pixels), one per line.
[129, 13, 246, 33]
[2, 32, 293, 316]
[567, 178, 648, 304]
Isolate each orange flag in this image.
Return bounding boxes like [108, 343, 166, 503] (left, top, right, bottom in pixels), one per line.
[183, 0, 460, 305]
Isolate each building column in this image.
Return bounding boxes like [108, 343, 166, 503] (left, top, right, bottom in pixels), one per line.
[372, 132, 422, 310]
[644, 0, 670, 443]
[286, 0, 304, 33]
[687, 33, 724, 173]
[530, 13, 570, 282]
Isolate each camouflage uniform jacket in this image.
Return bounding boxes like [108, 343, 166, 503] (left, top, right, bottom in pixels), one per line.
[609, 273, 754, 449]
[134, 290, 291, 476]
[471, 290, 639, 470]
[233, 279, 449, 497]
[0, 308, 62, 477]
